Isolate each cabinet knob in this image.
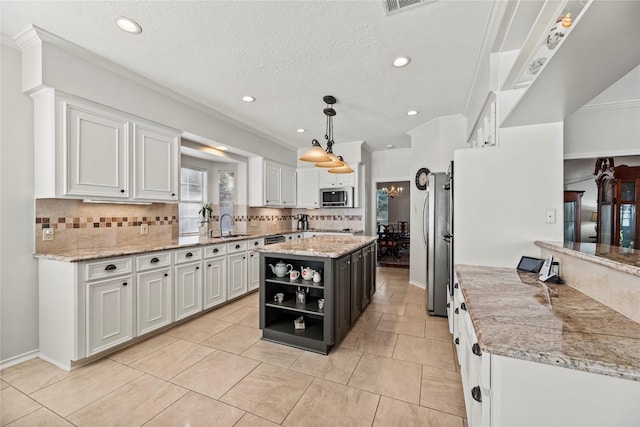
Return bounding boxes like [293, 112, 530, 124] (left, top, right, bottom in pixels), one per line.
[472, 343, 482, 356]
[446, 303, 450, 308]
[454, 283, 458, 289]
[164, 273, 168, 277]
[454, 308, 459, 314]
[213, 248, 219, 253]
[243, 256, 246, 259]
[207, 264, 211, 267]
[105, 264, 117, 271]
[150, 257, 159, 263]
[471, 386, 482, 403]
[122, 282, 128, 286]
[120, 189, 125, 193]
[186, 252, 193, 258]
[171, 193, 175, 197]
[255, 242, 259, 246]
[461, 302, 467, 311]
[455, 337, 459, 345]
[196, 266, 199, 270]
[235, 244, 240, 249]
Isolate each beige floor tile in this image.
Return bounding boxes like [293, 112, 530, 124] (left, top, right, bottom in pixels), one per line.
[348, 353, 422, 405]
[164, 317, 233, 343]
[109, 334, 177, 365]
[235, 291, 259, 307]
[421, 366, 466, 417]
[67, 374, 187, 426]
[221, 306, 260, 328]
[371, 288, 393, 301]
[424, 316, 453, 342]
[241, 340, 303, 368]
[220, 363, 314, 424]
[376, 313, 425, 338]
[201, 324, 262, 354]
[0, 387, 41, 426]
[393, 335, 456, 371]
[5, 407, 73, 427]
[235, 413, 281, 427]
[30, 359, 143, 417]
[145, 391, 245, 427]
[0, 380, 8, 390]
[366, 300, 407, 316]
[283, 378, 380, 427]
[373, 396, 464, 427]
[405, 302, 429, 319]
[289, 347, 362, 385]
[203, 302, 244, 319]
[171, 351, 259, 399]
[130, 339, 215, 380]
[389, 291, 416, 303]
[354, 310, 383, 329]
[339, 326, 398, 357]
[0, 358, 73, 395]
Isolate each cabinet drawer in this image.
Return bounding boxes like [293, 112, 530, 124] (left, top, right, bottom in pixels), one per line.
[227, 240, 248, 254]
[174, 247, 203, 264]
[136, 251, 171, 271]
[85, 257, 132, 281]
[247, 238, 264, 250]
[204, 243, 227, 258]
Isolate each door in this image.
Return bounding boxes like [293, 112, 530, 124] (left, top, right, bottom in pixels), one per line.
[65, 103, 129, 198]
[87, 276, 133, 355]
[137, 268, 172, 335]
[281, 167, 297, 207]
[133, 123, 179, 201]
[175, 262, 203, 320]
[228, 252, 248, 299]
[264, 162, 282, 206]
[248, 251, 260, 291]
[204, 256, 227, 309]
[334, 255, 351, 341]
[350, 251, 362, 321]
[297, 169, 319, 208]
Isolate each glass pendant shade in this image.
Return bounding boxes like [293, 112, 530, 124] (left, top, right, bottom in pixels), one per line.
[315, 152, 343, 168]
[328, 156, 354, 174]
[300, 139, 331, 162]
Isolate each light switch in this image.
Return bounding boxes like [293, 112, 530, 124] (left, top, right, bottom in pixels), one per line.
[545, 208, 556, 224]
[42, 228, 54, 241]
[140, 223, 149, 235]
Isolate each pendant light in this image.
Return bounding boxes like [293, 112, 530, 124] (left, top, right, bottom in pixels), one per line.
[299, 95, 353, 174]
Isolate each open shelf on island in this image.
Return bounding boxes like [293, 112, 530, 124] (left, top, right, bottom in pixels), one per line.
[263, 313, 324, 343]
[266, 298, 325, 316]
[265, 276, 324, 288]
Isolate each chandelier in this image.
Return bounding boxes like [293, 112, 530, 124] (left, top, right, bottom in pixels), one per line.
[382, 185, 403, 198]
[299, 95, 354, 174]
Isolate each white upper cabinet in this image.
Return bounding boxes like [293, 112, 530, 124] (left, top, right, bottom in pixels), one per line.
[32, 89, 180, 202]
[248, 157, 296, 207]
[318, 170, 355, 188]
[296, 168, 319, 208]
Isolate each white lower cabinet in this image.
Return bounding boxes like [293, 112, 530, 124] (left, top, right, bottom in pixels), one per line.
[87, 275, 133, 356]
[204, 256, 227, 309]
[247, 238, 264, 292]
[174, 248, 203, 321]
[227, 252, 248, 299]
[136, 268, 172, 335]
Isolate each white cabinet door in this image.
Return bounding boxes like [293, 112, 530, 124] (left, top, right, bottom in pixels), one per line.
[248, 251, 260, 291]
[137, 268, 172, 335]
[281, 167, 296, 207]
[336, 173, 355, 187]
[204, 257, 227, 309]
[65, 102, 129, 198]
[133, 123, 180, 201]
[87, 276, 133, 355]
[227, 252, 248, 300]
[175, 262, 203, 320]
[318, 171, 337, 188]
[264, 162, 282, 206]
[296, 168, 319, 208]
[318, 169, 355, 188]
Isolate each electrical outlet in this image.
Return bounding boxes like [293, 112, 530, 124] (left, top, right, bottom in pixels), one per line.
[42, 228, 54, 241]
[250, 220, 257, 227]
[140, 223, 149, 235]
[545, 208, 556, 224]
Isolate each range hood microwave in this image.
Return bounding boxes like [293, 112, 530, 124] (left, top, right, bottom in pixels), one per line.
[320, 187, 354, 207]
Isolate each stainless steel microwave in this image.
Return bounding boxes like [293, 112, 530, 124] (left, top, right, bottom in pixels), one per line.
[320, 187, 354, 207]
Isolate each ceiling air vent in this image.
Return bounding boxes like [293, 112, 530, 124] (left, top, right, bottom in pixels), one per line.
[383, 0, 436, 15]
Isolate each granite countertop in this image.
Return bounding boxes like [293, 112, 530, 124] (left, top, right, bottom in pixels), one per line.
[34, 229, 364, 262]
[535, 241, 640, 277]
[254, 235, 378, 258]
[455, 264, 640, 382]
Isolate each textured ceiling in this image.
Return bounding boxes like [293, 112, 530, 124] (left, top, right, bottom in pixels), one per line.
[1, 0, 494, 153]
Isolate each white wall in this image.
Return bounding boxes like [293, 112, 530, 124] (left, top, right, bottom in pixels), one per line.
[370, 148, 411, 235]
[454, 122, 564, 268]
[1, 45, 39, 365]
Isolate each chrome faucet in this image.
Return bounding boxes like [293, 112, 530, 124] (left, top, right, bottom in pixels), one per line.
[219, 213, 235, 237]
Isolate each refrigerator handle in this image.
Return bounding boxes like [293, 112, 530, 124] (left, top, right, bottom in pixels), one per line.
[422, 193, 428, 249]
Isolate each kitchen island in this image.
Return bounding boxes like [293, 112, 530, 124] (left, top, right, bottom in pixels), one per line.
[255, 235, 378, 354]
[453, 264, 640, 426]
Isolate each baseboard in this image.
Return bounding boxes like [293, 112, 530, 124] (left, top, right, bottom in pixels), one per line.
[408, 279, 426, 289]
[0, 349, 39, 371]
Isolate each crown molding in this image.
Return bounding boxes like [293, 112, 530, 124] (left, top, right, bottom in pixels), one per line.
[576, 99, 640, 113]
[406, 114, 465, 136]
[1, 32, 18, 49]
[12, 25, 295, 151]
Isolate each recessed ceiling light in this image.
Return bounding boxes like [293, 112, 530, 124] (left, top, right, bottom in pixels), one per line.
[216, 146, 228, 151]
[115, 17, 142, 34]
[407, 110, 419, 116]
[242, 96, 256, 103]
[297, 129, 305, 133]
[386, 144, 395, 148]
[393, 56, 411, 67]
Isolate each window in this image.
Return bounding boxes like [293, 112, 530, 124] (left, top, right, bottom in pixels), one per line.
[376, 189, 389, 224]
[179, 167, 206, 235]
[219, 171, 235, 235]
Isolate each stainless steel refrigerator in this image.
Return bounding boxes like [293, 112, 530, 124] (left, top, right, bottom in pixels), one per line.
[422, 171, 451, 316]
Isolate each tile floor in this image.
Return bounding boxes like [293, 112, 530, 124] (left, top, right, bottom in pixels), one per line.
[0, 267, 466, 426]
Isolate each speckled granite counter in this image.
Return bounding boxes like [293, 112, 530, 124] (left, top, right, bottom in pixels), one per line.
[254, 235, 377, 258]
[33, 229, 363, 262]
[535, 241, 640, 277]
[455, 264, 640, 381]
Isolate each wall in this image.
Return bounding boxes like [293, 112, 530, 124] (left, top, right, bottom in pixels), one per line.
[370, 148, 411, 235]
[454, 122, 564, 268]
[407, 115, 467, 287]
[0, 44, 39, 365]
